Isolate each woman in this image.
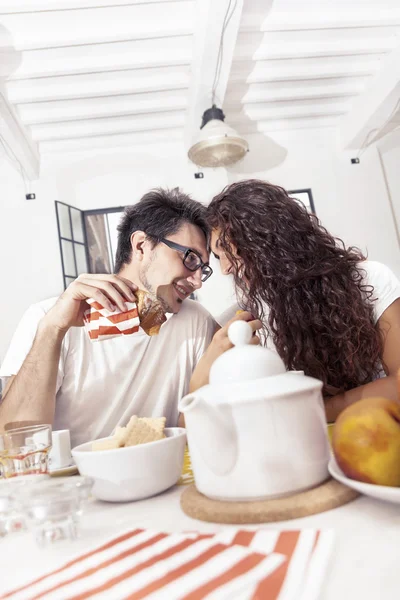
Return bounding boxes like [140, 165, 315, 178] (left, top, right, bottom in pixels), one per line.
[190, 179, 400, 421]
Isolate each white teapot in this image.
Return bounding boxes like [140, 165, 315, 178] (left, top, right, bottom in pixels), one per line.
[178, 320, 330, 502]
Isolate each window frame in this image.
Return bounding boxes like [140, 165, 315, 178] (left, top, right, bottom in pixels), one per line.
[55, 201, 90, 290]
[288, 188, 316, 214]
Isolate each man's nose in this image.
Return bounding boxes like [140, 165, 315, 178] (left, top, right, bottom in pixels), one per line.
[187, 268, 203, 289]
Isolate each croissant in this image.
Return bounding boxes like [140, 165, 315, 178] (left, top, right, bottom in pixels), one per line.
[135, 289, 167, 336]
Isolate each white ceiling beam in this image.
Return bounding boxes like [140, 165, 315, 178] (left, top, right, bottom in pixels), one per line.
[1, 2, 194, 50]
[238, 25, 399, 45]
[12, 28, 193, 53]
[11, 36, 192, 80]
[26, 97, 349, 130]
[241, 10, 400, 32]
[7, 67, 189, 103]
[0, 82, 39, 179]
[39, 127, 184, 155]
[184, 0, 251, 148]
[18, 90, 188, 124]
[30, 111, 185, 141]
[229, 102, 348, 124]
[0, 0, 185, 13]
[235, 38, 397, 62]
[229, 59, 379, 84]
[339, 44, 400, 149]
[11, 49, 190, 81]
[226, 81, 363, 105]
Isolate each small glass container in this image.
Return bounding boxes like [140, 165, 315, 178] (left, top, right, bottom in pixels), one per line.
[0, 491, 14, 537]
[0, 487, 26, 536]
[0, 425, 52, 478]
[73, 476, 94, 514]
[18, 477, 94, 547]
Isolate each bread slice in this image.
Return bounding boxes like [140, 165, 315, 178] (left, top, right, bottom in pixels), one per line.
[136, 289, 167, 336]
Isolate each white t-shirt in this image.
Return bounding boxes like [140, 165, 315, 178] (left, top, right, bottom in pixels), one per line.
[0, 299, 215, 447]
[217, 260, 400, 344]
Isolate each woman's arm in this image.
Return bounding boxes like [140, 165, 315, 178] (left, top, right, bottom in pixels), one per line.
[325, 298, 400, 422]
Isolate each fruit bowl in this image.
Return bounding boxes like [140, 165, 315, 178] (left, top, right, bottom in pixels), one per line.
[328, 456, 400, 504]
[331, 397, 400, 488]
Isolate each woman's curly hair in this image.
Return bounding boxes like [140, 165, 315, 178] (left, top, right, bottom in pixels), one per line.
[207, 179, 383, 395]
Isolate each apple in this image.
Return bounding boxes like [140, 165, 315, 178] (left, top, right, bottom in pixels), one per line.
[332, 397, 400, 487]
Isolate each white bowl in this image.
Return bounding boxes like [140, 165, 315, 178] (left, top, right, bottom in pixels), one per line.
[71, 427, 186, 502]
[329, 456, 400, 505]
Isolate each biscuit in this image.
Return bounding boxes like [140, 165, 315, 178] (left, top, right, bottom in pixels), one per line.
[124, 419, 164, 446]
[92, 415, 166, 450]
[92, 438, 120, 451]
[139, 417, 166, 435]
[114, 425, 129, 446]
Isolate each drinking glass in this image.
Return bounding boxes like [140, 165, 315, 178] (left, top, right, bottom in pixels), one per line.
[0, 424, 52, 478]
[0, 482, 27, 536]
[0, 491, 15, 537]
[18, 477, 94, 546]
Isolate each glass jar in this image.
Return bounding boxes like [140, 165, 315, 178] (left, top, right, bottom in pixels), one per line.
[0, 424, 52, 478]
[18, 476, 94, 546]
[0, 486, 27, 536]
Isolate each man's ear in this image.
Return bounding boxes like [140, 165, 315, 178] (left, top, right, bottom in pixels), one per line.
[130, 231, 147, 261]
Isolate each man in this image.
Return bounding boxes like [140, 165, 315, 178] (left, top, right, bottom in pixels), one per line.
[0, 188, 216, 447]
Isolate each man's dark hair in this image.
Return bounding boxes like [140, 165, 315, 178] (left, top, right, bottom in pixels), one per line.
[114, 187, 209, 273]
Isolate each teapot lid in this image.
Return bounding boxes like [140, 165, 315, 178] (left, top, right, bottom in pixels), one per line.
[209, 320, 286, 386]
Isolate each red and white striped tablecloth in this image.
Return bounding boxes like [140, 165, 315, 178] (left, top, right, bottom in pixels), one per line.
[1, 527, 333, 600]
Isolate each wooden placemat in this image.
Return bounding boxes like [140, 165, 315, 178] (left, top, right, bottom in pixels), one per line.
[181, 477, 359, 524]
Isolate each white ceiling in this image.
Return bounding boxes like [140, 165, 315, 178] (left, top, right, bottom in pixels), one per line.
[0, 0, 400, 178]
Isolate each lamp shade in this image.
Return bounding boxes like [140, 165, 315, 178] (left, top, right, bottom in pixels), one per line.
[188, 106, 248, 168]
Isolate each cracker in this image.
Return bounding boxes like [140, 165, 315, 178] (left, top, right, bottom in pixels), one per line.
[114, 426, 129, 446]
[92, 415, 166, 451]
[92, 438, 120, 451]
[124, 419, 164, 446]
[139, 417, 166, 435]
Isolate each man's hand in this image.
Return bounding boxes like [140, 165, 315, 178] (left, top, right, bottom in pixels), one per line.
[43, 274, 138, 333]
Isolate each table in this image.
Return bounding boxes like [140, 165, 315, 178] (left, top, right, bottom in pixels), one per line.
[1, 485, 400, 599]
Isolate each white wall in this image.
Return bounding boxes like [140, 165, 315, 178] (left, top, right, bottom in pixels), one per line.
[1, 128, 400, 362]
[0, 141, 228, 361]
[229, 128, 400, 276]
[48, 144, 226, 210]
[378, 128, 400, 256]
[0, 157, 63, 362]
[47, 143, 235, 319]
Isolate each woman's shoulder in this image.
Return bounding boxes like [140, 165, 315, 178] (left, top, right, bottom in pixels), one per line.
[357, 260, 394, 277]
[358, 260, 399, 286]
[357, 260, 400, 322]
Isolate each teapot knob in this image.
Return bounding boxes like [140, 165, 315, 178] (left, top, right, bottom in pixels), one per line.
[228, 320, 253, 347]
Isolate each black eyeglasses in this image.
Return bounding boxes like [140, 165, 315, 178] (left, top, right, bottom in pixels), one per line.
[159, 238, 213, 282]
